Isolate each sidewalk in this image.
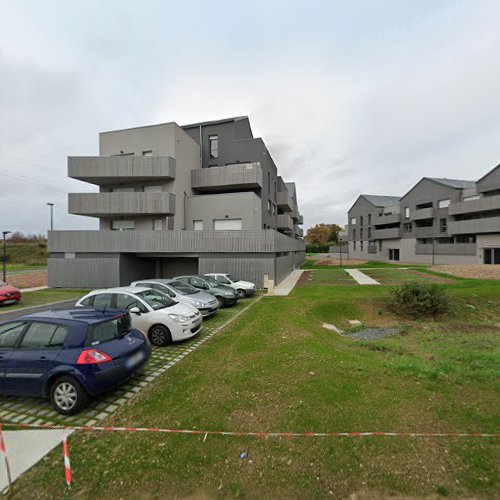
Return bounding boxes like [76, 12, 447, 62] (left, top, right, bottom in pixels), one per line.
[270, 269, 304, 296]
[20, 286, 48, 293]
[345, 269, 380, 285]
[0, 430, 67, 492]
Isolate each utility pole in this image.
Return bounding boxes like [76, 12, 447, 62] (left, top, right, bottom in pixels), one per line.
[46, 203, 54, 231]
[2, 231, 11, 283]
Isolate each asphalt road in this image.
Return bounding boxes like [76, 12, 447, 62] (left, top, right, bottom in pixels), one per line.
[0, 300, 77, 322]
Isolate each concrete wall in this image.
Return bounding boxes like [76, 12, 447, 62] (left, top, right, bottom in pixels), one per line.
[477, 165, 500, 193]
[186, 192, 262, 230]
[477, 234, 500, 263]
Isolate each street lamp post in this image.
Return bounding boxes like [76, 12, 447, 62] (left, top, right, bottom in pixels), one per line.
[339, 237, 343, 268]
[2, 231, 11, 283]
[431, 237, 436, 266]
[46, 203, 54, 231]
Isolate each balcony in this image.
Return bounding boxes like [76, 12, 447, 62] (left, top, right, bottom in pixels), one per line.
[414, 226, 436, 238]
[277, 214, 294, 231]
[277, 190, 293, 212]
[296, 227, 304, 238]
[372, 213, 401, 225]
[412, 207, 434, 220]
[191, 163, 262, 192]
[291, 211, 303, 224]
[448, 194, 500, 215]
[371, 227, 401, 239]
[68, 156, 176, 185]
[448, 216, 500, 235]
[69, 192, 175, 217]
[415, 243, 477, 256]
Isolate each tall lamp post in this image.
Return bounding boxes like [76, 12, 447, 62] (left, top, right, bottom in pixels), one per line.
[431, 237, 436, 266]
[339, 236, 343, 268]
[2, 231, 11, 283]
[46, 203, 54, 231]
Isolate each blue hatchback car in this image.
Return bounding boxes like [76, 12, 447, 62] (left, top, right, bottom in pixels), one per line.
[0, 308, 151, 415]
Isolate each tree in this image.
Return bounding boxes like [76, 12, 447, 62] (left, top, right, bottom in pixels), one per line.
[305, 223, 343, 245]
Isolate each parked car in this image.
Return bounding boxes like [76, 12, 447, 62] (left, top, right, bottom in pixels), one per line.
[0, 281, 21, 306]
[76, 287, 202, 347]
[204, 273, 256, 298]
[0, 308, 151, 415]
[130, 279, 220, 317]
[174, 275, 238, 308]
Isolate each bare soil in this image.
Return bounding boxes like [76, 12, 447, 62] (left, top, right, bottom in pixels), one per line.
[7, 271, 48, 289]
[315, 258, 368, 266]
[432, 264, 500, 280]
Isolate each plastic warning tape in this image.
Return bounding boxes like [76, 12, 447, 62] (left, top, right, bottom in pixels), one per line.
[3, 422, 499, 438]
[62, 433, 72, 490]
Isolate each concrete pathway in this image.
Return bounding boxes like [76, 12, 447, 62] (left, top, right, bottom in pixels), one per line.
[271, 269, 304, 296]
[0, 430, 67, 492]
[345, 269, 380, 285]
[20, 286, 49, 293]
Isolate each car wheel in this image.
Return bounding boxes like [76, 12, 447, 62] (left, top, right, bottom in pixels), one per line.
[216, 296, 224, 308]
[236, 289, 246, 299]
[149, 324, 172, 347]
[50, 376, 88, 415]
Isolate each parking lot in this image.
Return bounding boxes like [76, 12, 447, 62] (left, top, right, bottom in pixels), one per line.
[0, 295, 260, 428]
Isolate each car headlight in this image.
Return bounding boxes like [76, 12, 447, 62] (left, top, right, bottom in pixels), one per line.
[168, 313, 189, 323]
[194, 301, 203, 307]
[225, 291, 234, 296]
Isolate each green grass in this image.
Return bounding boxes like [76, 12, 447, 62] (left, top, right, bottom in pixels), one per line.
[0, 289, 88, 314]
[362, 268, 452, 285]
[301, 259, 429, 270]
[11, 275, 500, 499]
[2, 242, 48, 267]
[6, 263, 47, 272]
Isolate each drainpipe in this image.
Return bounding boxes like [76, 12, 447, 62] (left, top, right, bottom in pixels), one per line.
[199, 125, 203, 169]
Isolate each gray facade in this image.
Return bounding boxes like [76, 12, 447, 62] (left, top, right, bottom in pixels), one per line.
[347, 164, 500, 265]
[48, 117, 305, 288]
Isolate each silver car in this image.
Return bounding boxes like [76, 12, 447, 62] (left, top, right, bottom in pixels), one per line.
[130, 279, 220, 317]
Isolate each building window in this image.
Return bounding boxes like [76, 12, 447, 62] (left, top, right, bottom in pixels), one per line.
[268, 200, 272, 213]
[213, 219, 242, 230]
[360, 228, 363, 240]
[153, 219, 163, 230]
[378, 241, 382, 251]
[360, 241, 364, 251]
[353, 241, 357, 251]
[404, 207, 410, 219]
[360, 216, 364, 226]
[368, 214, 371, 225]
[193, 220, 203, 231]
[353, 229, 356, 240]
[268, 172, 271, 193]
[463, 195, 480, 202]
[368, 228, 371, 239]
[111, 220, 135, 230]
[142, 150, 153, 156]
[403, 222, 412, 232]
[440, 218, 447, 233]
[350, 217, 356, 225]
[209, 135, 218, 158]
[438, 199, 451, 209]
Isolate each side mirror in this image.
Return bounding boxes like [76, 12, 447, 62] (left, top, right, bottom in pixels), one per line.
[129, 307, 141, 315]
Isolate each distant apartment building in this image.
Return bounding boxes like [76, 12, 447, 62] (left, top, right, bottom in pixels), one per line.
[48, 116, 305, 288]
[347, 164, 500, 265]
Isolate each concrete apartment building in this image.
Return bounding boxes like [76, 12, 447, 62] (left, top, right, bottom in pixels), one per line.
[48, 116, 305, 288]
[347, 163, 500, 265]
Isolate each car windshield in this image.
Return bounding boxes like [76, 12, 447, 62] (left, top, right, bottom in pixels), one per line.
[226, 274, 239, 282]
[169, 281, 198, 295]
[203, 276, 219, 287]
[136, 289, 177, 310]
[87, 314, 131, 346]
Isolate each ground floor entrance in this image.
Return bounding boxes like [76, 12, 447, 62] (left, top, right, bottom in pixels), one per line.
[388, 248, 400, 261]
[483, 248, 500, 264]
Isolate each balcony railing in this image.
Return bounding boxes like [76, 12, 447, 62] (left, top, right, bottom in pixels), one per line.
[448, 216, 500, 235]
[414, 226, 436, 238]
[415, 243, 477, 255]
[68, 192, 176, 217]
[277, 190, 293, 212]
[277, 214, 294, 231]
[412, 207, 434, 220]
[68, 156, 176, 185]
[448, 194, 500, 215]
[191, 163, 263, 192]
[372, 213, 401, 225]
[371, 227, 401, 239]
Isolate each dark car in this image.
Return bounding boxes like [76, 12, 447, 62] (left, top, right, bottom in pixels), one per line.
[0, 308, 151, 415]
[0, 281, 21, 306]
[174, 275, 238, 307]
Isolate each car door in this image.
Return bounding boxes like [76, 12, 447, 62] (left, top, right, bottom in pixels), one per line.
[4, 321, 68, 396]
[0, 321, 28, 393]
[114, 293, 150, 333]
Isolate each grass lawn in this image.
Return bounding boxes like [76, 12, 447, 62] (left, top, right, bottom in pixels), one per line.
[6, 263, 47, 273]
[362, 268, 455, 285]
[0, 289, 89, 314]
[3, 242, 47, 267]
[12, 276, 500, 499]
[301, 259, 429, 270]
[304, 269, 357, 286]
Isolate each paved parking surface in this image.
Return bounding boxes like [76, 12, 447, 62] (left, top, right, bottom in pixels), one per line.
[0, 296, 260, 428]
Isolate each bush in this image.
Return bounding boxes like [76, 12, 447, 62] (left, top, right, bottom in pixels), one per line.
[306, 244, 330, 254]
[387, 282, 450, 319]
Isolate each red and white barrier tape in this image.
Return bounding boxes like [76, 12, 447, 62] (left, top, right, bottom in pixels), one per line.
[3, 422, 499, 438]
[0, 423, 13, 492]
[62, 433, 72, 491]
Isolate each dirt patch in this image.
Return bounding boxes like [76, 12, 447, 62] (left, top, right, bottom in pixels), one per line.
[314, 258, 368, 266]
[404, 269, 454, 284]
[6, 271, 48, 289]
[296, 270, 312, 287]
[432, 264, 500, 280]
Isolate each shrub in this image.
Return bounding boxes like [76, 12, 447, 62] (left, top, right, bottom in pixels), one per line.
[306, 244, 330, 254]
[387, 282, 450, 319]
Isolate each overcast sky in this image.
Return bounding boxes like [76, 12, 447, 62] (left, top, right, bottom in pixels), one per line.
[1, 0, 499, 234]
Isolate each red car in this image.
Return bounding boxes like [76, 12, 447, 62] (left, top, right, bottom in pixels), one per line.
[0, 281, 21, 305]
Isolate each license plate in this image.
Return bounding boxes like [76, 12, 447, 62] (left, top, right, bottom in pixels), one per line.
[126, 351, 144, 368]
[2, 299, 16, 305]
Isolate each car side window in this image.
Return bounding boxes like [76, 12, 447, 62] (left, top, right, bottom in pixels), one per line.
[19, 322, 69, 349]
[157, 285, 175, 298]
[115, 293, 143, 311]
[217, 276, 231, 284]
[92, 293, 113, 310]
[191, 278, 203, 287]
[79, 296, 94, 307]
[0, 322, 27, 348]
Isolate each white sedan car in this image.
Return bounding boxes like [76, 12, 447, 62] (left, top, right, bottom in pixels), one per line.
[204, 273, 256, 298]
[76, 287, 202, 347]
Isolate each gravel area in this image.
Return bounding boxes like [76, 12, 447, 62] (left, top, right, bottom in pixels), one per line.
[432, 264, 500, 280]
[348, 327, 400, 340]
[6, 271, 48, 289]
